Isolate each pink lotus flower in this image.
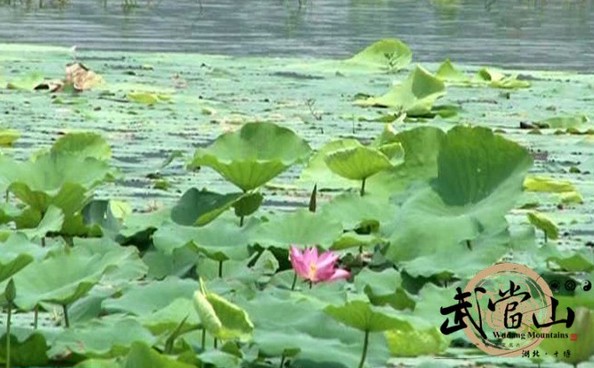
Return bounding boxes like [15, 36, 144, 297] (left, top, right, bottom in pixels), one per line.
[289, 246, 350, 283]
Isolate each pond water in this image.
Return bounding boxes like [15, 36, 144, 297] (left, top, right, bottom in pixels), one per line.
[0, 0, 593, 70]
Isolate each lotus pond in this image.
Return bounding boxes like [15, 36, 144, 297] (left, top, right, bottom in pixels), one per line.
[0, 40, 593, 367]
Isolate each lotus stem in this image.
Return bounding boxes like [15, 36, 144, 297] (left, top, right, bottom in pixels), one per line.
[4, 190, 8, 203]
[6, 301, 11, 368]
[218, 261, 224, 278]
[33, 305, 38, 329]
[465, 239, 472, 250]
[360, 178, 366, 197]
[41, 237, 46, 248]
[290, 272, 297, 291]
[214, 338, 218, 349]
[201, 328, 206, 350]
[279, 354, 286, 368]
[62, 304, 70, 328]
[358, 330, 370, 368]
[240, 216, 244, 227]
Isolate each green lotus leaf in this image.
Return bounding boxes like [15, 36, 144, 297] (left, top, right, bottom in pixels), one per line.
[369, 126, 446, 197]
[475, 67, 530, 89]
[193, 288, 254, 342]
[138, 298, 201, 336]
[198, 349, 241, 368]
[324, 143, 393, 181]
[152, 218, 252, 261]
[385, 126, 533, 272]
[19, 204, 64, 239]
[319, 192, 395, 230]
[75, 359, 120, 368]
[345, 39, 412, 72]
[102, 277, 198, 315]
[299, 139, 363, 190]
[251, 208, 342, 249]
[385, 326, 448, 357]
[50, 316, 157, 358]
[171, 188, 244, 226]
[355, 66, 446, 117]
[527, 211, 559, 241]
[12, 251, 111, 310]
[188, 122, 311, 191]
[330, 232, 382, 251]
[354, 268, 415, 310]
[0, 129, 19, 147]
[0, 152, 113, 194]
[325, 300, 411, 333]
[123, 342, 194, 368]
[535, 115, 589, 129]
[539, 307, 594, 366]
[71, 238, 148, 284]
[51, 132, 112, 161]
[232, 191, 263, 218]
[548, 251, 594, 273]
[127, 91, 171, 105]
[241, 290, 391, 367]
[524, 175, 577, 193]
[435, 59, 470, 83]
[0, 332, 48, 366]
[0, 233, 47, 284]
[6, 71, 44, 90]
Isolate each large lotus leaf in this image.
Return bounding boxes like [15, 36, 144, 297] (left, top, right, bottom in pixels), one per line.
[12, 251, 111, 310]
[319, 193, 395, 230]
[369, 126, 446, 197]
[19, 204, 64, 239]
[355, 66, 446, 116]
[539, 307, 594, 366]
[385, 126, 532, 266]
[102, 277, 198, 315]
[193, 289, 254, 342]
[152, 218, 252, 261]
[535, 114, 589, 129]
[188, 122, 311, 191]
[75, 359, 120, 368]
[385, 326, 448, 357]
[142, 244, 201, 279]
[298, 139, 363, 190]
[399, 227, 512, 279]
[353, 268, 415, 310]
[0, 152, 113, 194]
[123, 342, 195, 368]
[71, 238, 148, 284]
[240, 290, 391, 367]
[325, 300, 412, 333]
[50, 316, 157, 358]
[250, 208, 343, 249]
[171, 188, 244, 226]
[324, 143, 393, 181]
[0, 233, 47, 283]
[51, 132, 112, 161]
[345, 39, 412, 72]
[138, 297, 201, 336]
[0, 332, 48, 366]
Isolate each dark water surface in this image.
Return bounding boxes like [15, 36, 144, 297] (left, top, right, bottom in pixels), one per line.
[0, 0, 593, 70]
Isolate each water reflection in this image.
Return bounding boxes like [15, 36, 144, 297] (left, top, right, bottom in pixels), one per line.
[0, 0, 592, 70]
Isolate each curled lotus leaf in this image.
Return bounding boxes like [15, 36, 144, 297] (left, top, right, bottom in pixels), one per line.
[188, 122, 311, 191]
[324, 142, 393, 181]
[355, 66, 446, 117]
